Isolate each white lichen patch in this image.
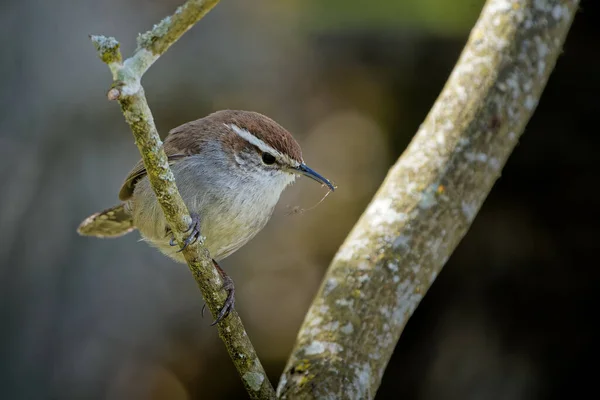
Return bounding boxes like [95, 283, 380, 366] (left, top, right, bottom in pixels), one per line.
[90, 35, 119, 54]
[535, 37, 549, 59]
[441, 119, 455, 133]
[379, 306, 392, 318]
[306, 326, 322, 337]
[365, 197, 408, 228]
[461, 201, 478, 222]
[324, 278, 339, 296]
[304, 341, 325, 355]
[537, 60, 546, 76]
[426, 235, 445, 258]
[551, 4, 570, 21]
[152, 16, 172, 37]
[341, 322, 354, 334]
[304, 340, 343, 355]
[242, 372, 264, 392]
[465, 152, 489, 163]
[392, 235, 410, 250]
[487, 0, 512, 14]
[404, 181, 419, 195]
[357, 261, 371, 271]
[124, 49, 160, 83]
[349, 363, 372, 400]
[411, 263, 421, 275]
[323, 321, 340, 331]
[418, 185, 439, 210]
[335, 298, 354, 307]
[503, 72, 521, 99]
[488, 157, 501, 171]
[524, 95, 537, 110]
[336, 235, 370, 261]
[393, 279, 423, 328]
[436, 131, 447, 146]
[378, 331, 395, 350]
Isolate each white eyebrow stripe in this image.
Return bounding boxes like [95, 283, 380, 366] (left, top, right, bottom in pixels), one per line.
[227, 123, 282, 157]
[226, 123, 300, 167]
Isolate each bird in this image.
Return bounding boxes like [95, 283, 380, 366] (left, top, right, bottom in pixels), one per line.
[77, 109, 335, 323]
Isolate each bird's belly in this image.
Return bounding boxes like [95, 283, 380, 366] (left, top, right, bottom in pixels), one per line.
[136, 200, 274, 263]
[200, 207, 271, 261]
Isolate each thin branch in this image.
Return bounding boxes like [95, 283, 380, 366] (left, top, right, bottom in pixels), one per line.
[89, 1, 276, 398]
[277, 0, 579, 398]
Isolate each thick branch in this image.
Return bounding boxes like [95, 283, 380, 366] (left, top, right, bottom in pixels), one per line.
[277, 0, 578, 398]
[90, 1, 276, 398]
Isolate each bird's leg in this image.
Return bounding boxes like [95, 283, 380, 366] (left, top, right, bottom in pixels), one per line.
[210, 259, 236, 325]
[166, 218, 234, 325]
[167, 212, 201, 252]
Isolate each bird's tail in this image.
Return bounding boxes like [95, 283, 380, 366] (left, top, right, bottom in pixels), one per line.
[77, 203, 135, 238]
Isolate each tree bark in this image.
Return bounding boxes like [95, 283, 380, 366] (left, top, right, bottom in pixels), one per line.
[277, 1, 579, 398]
[90, 1, 277, 398]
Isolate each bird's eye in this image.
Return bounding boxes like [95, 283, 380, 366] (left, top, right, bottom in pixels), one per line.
[262, 153, 276, 165]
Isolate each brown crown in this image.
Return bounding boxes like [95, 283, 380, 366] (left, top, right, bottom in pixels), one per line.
[207, 110, 303, 163]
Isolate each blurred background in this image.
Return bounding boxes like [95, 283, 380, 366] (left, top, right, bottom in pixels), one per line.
[0, 0, 597, 399]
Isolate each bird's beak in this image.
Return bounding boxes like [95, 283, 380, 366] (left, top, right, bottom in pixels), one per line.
[293, 164, 336, 191]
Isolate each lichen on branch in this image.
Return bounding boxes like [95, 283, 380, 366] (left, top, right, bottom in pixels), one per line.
[277, 0, 580, 398]
[89, 1, 276, 399]
[136, 0, 220, 55]
[90, 35, 121, 65]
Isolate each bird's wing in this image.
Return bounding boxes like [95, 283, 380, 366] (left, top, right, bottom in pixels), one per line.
[118, 122, 205, 201]
[118, 153, 187, 201]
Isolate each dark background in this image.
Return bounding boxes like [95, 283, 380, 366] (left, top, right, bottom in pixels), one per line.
[0, 0, 597, 399]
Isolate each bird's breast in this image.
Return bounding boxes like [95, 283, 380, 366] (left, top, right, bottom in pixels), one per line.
[198, 185, 279, 260]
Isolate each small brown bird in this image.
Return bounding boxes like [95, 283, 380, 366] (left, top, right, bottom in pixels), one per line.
[78, 110, 335, 323]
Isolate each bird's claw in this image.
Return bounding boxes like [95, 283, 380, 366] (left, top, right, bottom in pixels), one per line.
[168, 213, 201, 252]
[211, 275, 235, 326]
[178, 212, 201, 252]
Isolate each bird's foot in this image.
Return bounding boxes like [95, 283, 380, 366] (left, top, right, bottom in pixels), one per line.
[201, 260, 236, 326]
[211, 275, 235, 326]
[167, 213, 201, 252]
